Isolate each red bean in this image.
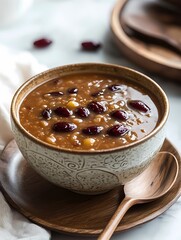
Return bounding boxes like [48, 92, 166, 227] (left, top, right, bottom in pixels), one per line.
[81, 41, 101, 51]
[33, 38, 52, 48]
[82, 126, 103, 135]
[68, 88, 78, 94]
[54, 107, 72, 117]
[128, 100, 150, 113]
[75, 107, 90, 118]
[53, 122, 77, 132]
[110, 110, 129, 121]
[108, 84, 126, 92]
[41, 108, 52, 120]
[88, 101, 106, 114]
[107, 124, 129, 137]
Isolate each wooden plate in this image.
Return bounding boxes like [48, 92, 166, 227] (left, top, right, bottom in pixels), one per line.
[0, 139, 181, 236]
[111, 0, 181, 81]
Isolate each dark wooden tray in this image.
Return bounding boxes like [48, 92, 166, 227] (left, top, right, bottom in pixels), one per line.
[111, 0, 181, 82]
[0, 139, 180, 236]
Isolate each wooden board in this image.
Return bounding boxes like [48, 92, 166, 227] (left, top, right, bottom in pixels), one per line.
[161, 0, 181, 7]
[0, 139, 181, 236]
[111, 0, 181, 82]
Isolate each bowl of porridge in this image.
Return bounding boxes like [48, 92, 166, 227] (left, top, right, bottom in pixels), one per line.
[11, 63, 169, 194]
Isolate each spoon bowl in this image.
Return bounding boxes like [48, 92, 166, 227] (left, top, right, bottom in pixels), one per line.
[98, 151, 179, 240]
[124, 14, 181, 54]
[125, 151, 178, 200]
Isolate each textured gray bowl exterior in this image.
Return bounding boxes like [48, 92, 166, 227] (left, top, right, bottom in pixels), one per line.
[12, 121, 166, 194]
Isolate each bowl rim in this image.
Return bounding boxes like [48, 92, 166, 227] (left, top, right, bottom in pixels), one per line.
[11, 62, 169, 155]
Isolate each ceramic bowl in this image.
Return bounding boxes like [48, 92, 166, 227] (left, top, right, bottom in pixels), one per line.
[11, 63, 169, 195]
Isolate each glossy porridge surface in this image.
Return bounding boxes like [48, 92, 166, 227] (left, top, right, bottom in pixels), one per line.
[19, 73, 159, 150]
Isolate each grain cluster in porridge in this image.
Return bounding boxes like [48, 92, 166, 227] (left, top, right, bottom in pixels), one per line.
[19, 73, 159, 150]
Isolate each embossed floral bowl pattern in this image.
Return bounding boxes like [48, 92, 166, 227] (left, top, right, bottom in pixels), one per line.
[11, 63, 169, 195]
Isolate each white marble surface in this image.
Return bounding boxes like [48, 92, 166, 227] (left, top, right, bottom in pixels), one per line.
[0, 0, 181, 239]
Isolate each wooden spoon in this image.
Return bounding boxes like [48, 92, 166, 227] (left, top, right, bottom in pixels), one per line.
[98, 151, 179, 240]
[124, 14, 181, 54]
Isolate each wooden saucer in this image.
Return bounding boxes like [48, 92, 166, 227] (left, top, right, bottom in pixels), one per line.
[0, 139, 181, 236]
[111, 0, 181, 81]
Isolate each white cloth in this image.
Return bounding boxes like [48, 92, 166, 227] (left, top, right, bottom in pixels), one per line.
[0, 45, 50, 240]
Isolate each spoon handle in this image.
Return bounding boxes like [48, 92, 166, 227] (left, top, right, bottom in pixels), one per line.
[97, 197, 136, 240]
